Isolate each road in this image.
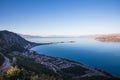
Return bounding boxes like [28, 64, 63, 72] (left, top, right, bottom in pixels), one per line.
[0, 52, 11, 75]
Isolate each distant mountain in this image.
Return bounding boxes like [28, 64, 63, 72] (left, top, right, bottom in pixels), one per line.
[19, 34, 43, 38]
[79, 33, 120, 38]
[95, 34, 120, 42]
[20, 34, 75, 38]
[0, 30, 37, 52]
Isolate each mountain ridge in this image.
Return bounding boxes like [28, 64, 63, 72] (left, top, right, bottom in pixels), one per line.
[0, 30, 39, 52]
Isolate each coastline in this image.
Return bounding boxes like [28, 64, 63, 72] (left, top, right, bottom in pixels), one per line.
[28, 42, 120, 79]
[28, 40, 75, 49]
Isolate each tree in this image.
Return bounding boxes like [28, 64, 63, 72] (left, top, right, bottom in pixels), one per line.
[31, 75, 39, 80]
[6, 66, 25, 80]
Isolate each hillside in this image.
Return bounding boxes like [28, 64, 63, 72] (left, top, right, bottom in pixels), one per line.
[0, 30, 39, 52]
[0, 30, 119, 80]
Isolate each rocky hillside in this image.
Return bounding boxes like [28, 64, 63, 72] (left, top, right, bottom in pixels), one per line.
[0, 30, 38, 52]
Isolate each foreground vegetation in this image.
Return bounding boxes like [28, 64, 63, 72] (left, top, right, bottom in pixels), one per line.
[1, 54, 119, 80]
[0, 54, 63, 80]
[3, 66, 63, 80]
[2, 66, 120, 80]
[16, 56, 57, 76]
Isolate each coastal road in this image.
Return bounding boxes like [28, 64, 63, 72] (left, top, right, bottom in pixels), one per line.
[0, 52, 11, 75]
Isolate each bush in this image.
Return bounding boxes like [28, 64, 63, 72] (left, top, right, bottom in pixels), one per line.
[5, 66, 25, 80]
[31, 75, 39, 80]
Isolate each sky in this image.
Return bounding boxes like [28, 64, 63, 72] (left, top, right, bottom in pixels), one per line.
[0, 0, 120, 36]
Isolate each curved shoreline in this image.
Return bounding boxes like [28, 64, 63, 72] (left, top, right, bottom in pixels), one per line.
[29, 43, 120, 79]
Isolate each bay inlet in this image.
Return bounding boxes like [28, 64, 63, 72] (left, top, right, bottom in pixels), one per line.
[27, 37, 120, 77]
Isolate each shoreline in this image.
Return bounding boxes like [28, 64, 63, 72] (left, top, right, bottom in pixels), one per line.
[29, 42, 120, 78]
[28, 40, 75, 49]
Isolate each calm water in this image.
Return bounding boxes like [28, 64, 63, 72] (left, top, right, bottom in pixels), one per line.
[27, 38, 120, 77]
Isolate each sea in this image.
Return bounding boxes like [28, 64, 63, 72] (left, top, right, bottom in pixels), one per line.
[26, 37, 120, 77]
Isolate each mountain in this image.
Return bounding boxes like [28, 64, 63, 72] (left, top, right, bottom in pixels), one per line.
[0, 30, 38, 52]
[95, 34, 120, 42]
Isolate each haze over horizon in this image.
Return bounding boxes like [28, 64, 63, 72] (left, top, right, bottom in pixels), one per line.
[0, 0, 120, 36]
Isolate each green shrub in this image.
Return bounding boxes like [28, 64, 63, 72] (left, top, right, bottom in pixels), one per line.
[6, 66, 25, 80]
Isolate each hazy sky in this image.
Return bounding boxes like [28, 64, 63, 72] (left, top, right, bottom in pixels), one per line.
[0, 0, 120, 36]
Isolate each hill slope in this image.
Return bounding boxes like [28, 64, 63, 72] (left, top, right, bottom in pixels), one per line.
[0, 30, 38, 52]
